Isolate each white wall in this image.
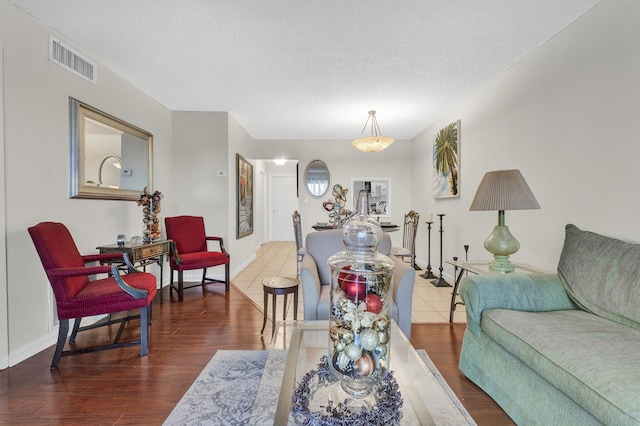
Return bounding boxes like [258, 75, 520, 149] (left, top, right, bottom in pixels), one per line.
[0, 1, 172, 365]
[411, 0, 640, 275]
[0, 45, 8, 368]
[228, 114, 262, 272]
[5, 0, 635, 367]
[251, 139, 413, 249]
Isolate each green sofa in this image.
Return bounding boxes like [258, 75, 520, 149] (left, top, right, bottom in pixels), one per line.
[459, 224, 640, 425]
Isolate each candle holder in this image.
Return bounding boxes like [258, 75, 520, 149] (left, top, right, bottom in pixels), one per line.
[419, 221, 437, 279]
[431, 214, 451, 288]
[452, 256, 459, 282]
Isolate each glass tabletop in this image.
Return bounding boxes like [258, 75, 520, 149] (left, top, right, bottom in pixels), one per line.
[270, 321, 475, 425]
[445, 259, 552, 275]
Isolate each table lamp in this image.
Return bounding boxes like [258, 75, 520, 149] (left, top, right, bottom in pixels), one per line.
[469, 169, 540, 272]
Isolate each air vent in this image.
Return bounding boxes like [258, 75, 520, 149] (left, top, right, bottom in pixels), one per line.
[49, 36, 97, 84]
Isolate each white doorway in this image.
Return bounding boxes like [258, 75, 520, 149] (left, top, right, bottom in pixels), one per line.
[260, 170, 267, 246]
[270, 174, 298, 241]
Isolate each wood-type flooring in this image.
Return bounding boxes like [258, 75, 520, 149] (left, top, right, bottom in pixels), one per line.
[0, 283, 514, 425]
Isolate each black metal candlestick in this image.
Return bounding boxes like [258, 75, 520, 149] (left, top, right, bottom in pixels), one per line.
[452, 256, 459, 282]
[419, 221, 436, 279]
[431, 214, 451, 287]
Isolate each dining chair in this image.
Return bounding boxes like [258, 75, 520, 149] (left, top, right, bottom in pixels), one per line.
[28, 222, 157, 369]
[292, 210, 306, 278]
[391, 210, 420, 270]
[164, 215, 230, 302]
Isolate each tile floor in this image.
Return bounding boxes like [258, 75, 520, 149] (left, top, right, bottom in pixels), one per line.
[232, 241, 466, 324]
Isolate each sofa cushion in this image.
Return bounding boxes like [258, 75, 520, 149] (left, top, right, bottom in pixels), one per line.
[482, 308, 640, 425]
[558, 224, 640, 331]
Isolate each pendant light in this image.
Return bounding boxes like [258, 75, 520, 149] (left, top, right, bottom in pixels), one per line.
[352, 110, 395, 152]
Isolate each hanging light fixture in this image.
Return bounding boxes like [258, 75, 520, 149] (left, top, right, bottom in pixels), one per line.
[352, 110, 395, 152]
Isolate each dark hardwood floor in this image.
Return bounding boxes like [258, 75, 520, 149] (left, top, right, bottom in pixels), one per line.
[0, 283, 513, 425]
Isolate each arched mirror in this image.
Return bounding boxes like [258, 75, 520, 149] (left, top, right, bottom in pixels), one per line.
[304, 159, 330, 198]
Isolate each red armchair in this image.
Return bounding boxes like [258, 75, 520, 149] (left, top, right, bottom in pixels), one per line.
[164, 215, 230, 302]
[28, 222, 157, 369]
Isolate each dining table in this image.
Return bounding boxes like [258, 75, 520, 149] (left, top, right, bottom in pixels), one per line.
[311, 223, 400, 232]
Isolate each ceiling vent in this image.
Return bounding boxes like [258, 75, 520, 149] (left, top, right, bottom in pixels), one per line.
[49, 35, 97, 84]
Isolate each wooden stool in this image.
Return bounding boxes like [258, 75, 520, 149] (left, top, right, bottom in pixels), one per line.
[261, 276, 299, 336]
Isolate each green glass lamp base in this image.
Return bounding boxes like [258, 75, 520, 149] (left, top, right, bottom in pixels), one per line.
[489, 255, 515, 273]
[483, 211, 520, 273]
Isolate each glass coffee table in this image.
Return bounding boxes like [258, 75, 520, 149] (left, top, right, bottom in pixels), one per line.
[270, 321, 475, 425]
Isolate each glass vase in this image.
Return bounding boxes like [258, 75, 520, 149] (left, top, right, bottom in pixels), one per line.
[327, 189, 394, 401]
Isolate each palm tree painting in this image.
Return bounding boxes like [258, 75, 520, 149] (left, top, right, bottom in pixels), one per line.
[433, 120, 460, 199]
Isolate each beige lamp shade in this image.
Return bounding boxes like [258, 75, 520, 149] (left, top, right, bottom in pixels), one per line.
[470, 169, 540, 212]
[470, 169, 540, 272]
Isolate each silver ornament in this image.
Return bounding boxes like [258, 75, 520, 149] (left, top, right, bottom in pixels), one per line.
[360, 328, 380, 351]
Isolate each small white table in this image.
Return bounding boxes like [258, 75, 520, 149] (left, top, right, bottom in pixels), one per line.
[446, 260, 552, 322]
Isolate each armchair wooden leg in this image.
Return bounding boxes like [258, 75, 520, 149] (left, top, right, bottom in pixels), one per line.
[140, 306, 149, 356]
[178, 271, 184, 302]
[169, 268, 174, 298]
[225, 264, 230, 291]
[69, 317, 81, 343]
[51, 319, 69, 369]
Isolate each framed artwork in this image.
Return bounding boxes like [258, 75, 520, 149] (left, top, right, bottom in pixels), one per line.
[236, 153, 254, 239]
[432, 120, 460, 199]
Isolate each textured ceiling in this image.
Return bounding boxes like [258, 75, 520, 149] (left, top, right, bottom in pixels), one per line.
[9, 0, 601, 140]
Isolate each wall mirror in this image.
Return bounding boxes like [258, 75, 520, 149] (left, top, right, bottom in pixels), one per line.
[69, 98, 153, 200]
[304, 159, 330, 198]
[351, 178, 391, 217]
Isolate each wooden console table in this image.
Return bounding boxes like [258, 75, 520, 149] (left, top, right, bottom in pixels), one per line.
[96, 239, 171, 302]
[446, 260, 552, 322]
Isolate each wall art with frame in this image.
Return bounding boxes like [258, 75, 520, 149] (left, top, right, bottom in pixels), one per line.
[236, 153, 254, 238]
[432, 120, 460, 199]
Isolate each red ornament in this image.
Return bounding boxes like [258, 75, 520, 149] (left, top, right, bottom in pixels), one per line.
[338, 266, 366, 300]
[366, 294, 383, 314]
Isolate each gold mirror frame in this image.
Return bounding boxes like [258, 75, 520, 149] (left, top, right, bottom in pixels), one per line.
[69, 98, 153, 200]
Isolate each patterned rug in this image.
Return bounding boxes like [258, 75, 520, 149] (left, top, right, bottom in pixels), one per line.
[163, 349, 475, 425]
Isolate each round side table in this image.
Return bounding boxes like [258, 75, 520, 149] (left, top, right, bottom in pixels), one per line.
[261, 276, 299, 336]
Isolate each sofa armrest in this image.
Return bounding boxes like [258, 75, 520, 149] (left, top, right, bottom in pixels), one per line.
[300, 253, 322, 320]
[460, 273, 577, 329]
[389, 255, 415, 339]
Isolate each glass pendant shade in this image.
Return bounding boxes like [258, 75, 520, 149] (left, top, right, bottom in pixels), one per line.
[352, 111, 395, 152]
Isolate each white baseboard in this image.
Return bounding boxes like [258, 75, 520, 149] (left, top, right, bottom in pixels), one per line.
[7, 315, 107, 368]
[232, 254, 257, 279]
[8, 327, 58, 367]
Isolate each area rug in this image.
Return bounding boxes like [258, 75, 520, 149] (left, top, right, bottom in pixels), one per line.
[164, 349, 475, 425]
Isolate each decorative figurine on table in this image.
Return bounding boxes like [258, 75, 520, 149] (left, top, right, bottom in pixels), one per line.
[327, 189, 394, 402]
[322, 184, 352, 228]
[137, 187, 163, 242]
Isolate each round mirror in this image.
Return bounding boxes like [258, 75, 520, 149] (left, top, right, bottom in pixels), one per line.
[304, 159, 330, 198]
